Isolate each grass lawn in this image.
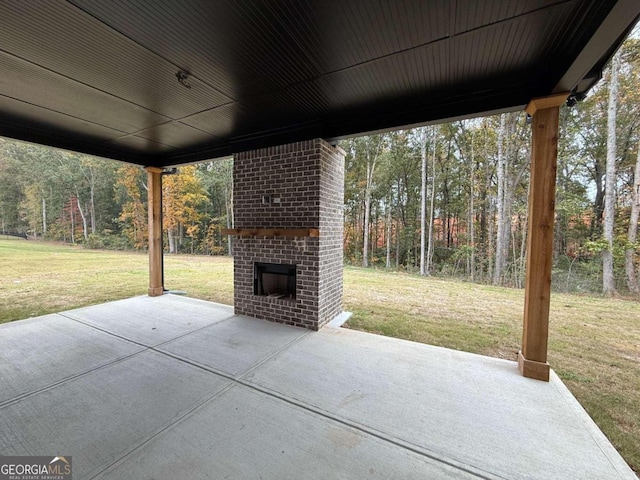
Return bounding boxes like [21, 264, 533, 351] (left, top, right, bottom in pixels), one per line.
[1, 237, 639, 473]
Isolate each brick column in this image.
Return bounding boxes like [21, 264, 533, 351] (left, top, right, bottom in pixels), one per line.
[232, 139, 344, 330]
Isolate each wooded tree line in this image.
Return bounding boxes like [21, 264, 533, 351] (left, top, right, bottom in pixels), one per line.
[1, 38, 638, 295]
[343, 38, 640, 295]
[0, 144, 233, 256]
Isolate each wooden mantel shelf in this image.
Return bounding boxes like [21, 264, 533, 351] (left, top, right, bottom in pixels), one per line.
[222, 228, 319, 238]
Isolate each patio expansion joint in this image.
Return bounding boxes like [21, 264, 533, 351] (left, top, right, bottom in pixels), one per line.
[84, 325, 501, 480]
[59, 310, 238, 350]
[1, 310, 243, 479]
[235, 329, 314, 379]
[150, 327, 313, 383]
[0, 311, 243, 411]
[57, 309, 310, 388]
[87, 382, 238, 480]
[0, 347, 149, 410]
[233, 378, 507, 480]
[86, 330, 315, 479]
[55, 312, 504, 480]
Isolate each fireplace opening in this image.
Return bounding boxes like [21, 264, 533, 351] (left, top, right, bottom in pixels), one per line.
[254, 262, 297, 300]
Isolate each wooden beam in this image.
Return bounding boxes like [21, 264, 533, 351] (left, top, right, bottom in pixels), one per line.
[145, 166, 164, 297]
[520, 103, 561, 382]
[221, 228, 319, 238]
[525, 93, 569, 116]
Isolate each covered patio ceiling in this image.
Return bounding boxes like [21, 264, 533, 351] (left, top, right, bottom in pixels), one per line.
[0, 0, 638, 167]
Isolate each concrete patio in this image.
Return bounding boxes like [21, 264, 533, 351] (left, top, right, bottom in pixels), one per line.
[0, 295, 636, 480]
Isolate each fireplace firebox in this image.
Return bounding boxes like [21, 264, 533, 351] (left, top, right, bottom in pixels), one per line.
[254, 262, 296, 300]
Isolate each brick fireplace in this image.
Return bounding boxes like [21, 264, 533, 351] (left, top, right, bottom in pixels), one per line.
[232, 139, 344, 330]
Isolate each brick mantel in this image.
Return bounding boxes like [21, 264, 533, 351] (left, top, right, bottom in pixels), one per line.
[222, 228, 319, 238]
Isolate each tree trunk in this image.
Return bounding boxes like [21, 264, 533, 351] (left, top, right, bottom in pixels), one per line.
[420, 128, 427, 275]
[603, 52, 620, 296]
[426, 127, 437, 273]
[168, 229, 176, 254]
[70, 199, 75, 244]
[79, 163, 97, 235]
[372, 206, 378, 265]
[41, 196, 47, 234]
[469, 131, 475, 281]
[362, 136, 382, 267]
[481, 121, 491, 280]
[395, 212, 401, 269]
[592, 162, 605, 237]
[625, 140, 640, 294]
[386, 198, 392, 269]
[488, 197, 495, 280]
[363, 195, 371, 267]
[353, 206, 360, 264]
[75, 188, 89, 241]
[89, 168, 96, 235]
[519, 186, 530, 289]
[493, 114, 507, 285]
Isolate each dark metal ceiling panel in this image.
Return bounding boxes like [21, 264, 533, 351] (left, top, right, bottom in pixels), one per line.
[180, 104, 248, 138]
[67, 0, 323, 97]
[0, 0, 637, 166]
[448, 4, 576, 83]
[284, 0, 451, 73]
[238, 79, 336, 128]
[453, 0, 567, 34]
[135, 122, 218, 149]
[0, 95, 126, 142]
[319, 41, 450, 109]
[0, 50, 168, 132]
[67, 0, 450, 97]
[106, 135, 173, 154]
[0, 1, 232, 120]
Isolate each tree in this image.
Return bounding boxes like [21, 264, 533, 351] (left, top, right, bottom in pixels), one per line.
[493, 115, 506, 284]
[426, 126, 437, 274]
[490, 113, 530, 286]
[116, 165, 148, 249]
[360, 135, 386, 267]
[419, 127, 428, 275]
[19, 184, 44, 239]
[198, 158, 234, 255]
[603, 51, 621, 296]
[626, 141, 640, 293]
[162, 166, 208, 254]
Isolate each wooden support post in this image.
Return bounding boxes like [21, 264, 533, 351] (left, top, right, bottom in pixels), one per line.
[145, 166, 164, 297]
[519, 94, 568, 381]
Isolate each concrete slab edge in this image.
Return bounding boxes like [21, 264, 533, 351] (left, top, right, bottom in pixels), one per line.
[549, 371, 638, 479]
[328, 325, 519, 368]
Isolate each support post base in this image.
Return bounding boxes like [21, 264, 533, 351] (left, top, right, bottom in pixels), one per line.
[148, 287, 164, 297]
[518, 351, 550, 381]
